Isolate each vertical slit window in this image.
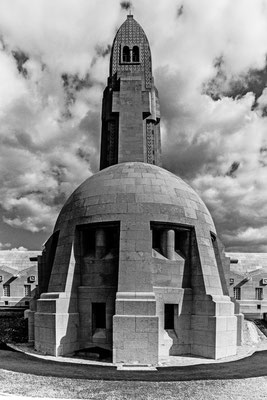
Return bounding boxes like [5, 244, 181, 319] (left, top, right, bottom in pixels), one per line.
[152, 228, 162, 254]
[132, 46, 139, 62]
[24, 285, 31, 297]
[164, 304, 175, 329]
[233, 287, 241, 300]
[122, 46, 130, 62]
[255, 287, 263, 300]
[3, 285, 10, 297]
[82, 229, 95, 257]
[92, 303, 106, 332]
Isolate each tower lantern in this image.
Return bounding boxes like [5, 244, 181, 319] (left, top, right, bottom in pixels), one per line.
[100, 15, 161, 169]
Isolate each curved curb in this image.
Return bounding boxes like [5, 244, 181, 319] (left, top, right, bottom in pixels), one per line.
[7, 342, 264, 368]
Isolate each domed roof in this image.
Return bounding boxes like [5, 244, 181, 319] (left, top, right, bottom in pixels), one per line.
[55, 162, 215, 233]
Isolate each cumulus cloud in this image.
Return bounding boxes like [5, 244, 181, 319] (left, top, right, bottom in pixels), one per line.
[0, 242, 11, 250]
[0, 0, 266, 252]
[10, 246, 28, 252]
[0, 0, 119, 235]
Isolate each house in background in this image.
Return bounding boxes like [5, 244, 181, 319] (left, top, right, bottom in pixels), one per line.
[0, 250, 39, 308]
[226, 253, 267, 319]
[2, 248, 266, 321]
[1, 248, 266, 322]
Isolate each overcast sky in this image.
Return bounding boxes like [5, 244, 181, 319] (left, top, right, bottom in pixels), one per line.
[0, 0, 267, 252]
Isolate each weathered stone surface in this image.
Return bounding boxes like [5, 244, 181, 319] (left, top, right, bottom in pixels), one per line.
[32, 14, 240, 364]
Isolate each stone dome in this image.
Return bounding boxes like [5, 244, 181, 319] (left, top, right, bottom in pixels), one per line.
[55, 162, 215, 233]
[33, 11, 239, 364]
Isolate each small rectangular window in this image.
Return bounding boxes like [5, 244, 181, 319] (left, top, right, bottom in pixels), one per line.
[24, 285, 31, 297]
[92, 303, 106, 332]
[164, 304, 176, 330]
[3, 285, 10, 297]
[255, 288, 263, 300]
[233, 287, 241, 300]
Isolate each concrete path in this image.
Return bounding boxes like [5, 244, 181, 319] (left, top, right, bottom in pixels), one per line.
[1, 341, 267, 381]
[8, 339, 267, 367]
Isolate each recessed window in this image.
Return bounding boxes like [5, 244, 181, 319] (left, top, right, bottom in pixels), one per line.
[82, 228, 95, 256]
[3, 285, 10, 297]
[233, 287, 241, 300]
[175, 229, 190, 259]
[4, 301, 8, 306]
[255, 287, 263, 300]
[81, 224, 119, 259]
[151, 223, 190, 260]
[152, 228, 162, 254]
[92, 303, 106, 332]
[132, 46, 140, 62]
[164, 304, 176, 330]
[122, 46, 130, 62]
[24, 285, 31, 297]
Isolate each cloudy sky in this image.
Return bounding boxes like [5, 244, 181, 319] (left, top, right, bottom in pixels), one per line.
[0, 0, 266, 252]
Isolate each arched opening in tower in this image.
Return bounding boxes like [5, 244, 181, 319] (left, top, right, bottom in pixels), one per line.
[122, 46, 130, 62]
[132, 46, 140, 62]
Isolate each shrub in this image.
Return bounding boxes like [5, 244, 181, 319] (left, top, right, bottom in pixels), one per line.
[0, 315, 28, 343]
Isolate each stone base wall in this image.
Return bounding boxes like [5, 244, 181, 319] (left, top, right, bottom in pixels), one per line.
[113, 315, 158, 364]
[191, 294, 237, 359]
[78, 286, 116, 350]
[34, 293, 79, 356]
[154, 287, 192, 358]
[113, 292, 158, 364]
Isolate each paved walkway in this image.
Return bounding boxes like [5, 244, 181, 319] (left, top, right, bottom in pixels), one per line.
[1, 341, 267, 400]
[1, 340, 267, 381]
[8, 339, 267, 367]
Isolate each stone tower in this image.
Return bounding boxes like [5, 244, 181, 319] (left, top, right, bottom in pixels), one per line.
[31, 15, 241, 365]
[100, 15, 161, 169]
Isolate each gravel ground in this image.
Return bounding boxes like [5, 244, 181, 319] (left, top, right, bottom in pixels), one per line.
[0, 370, 267, 399]
[0, 321, 266, 399]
